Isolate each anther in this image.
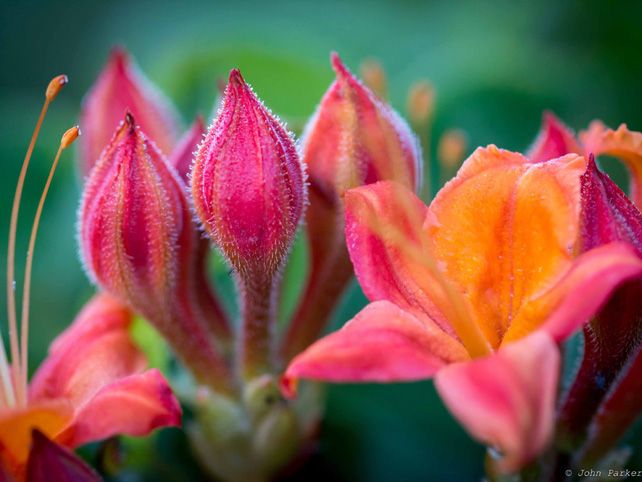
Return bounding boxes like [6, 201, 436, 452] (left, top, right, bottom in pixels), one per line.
[61, 126, 81, 149]
[45, 75, 68, 101]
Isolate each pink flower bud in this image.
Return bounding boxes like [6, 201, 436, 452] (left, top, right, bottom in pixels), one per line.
[191, 69, 305, 276]
[303, 52, 421, 199]
[191, 70, 305, 379]
[558, 157, 642, 459]
[280, 53, 422, 362]
[79, 48, 180, 176]
[79, 113, 233, 392]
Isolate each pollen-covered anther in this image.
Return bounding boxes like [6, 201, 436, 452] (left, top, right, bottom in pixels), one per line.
[45, 75, 68, 101]
[60, 126, 80, 149]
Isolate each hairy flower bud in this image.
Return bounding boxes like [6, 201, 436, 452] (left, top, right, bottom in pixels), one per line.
[79, 48, 180, 176]
[281, 53, 422, 362]
[79, 113, 232, 392]
[558, 157, 642, 461]
[192, 70, 305, 380]
[191, 69, 305, 277]
[527, 112, 582, 163]
[304, 52, 421, 199]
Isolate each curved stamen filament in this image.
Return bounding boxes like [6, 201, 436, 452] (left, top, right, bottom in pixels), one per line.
[3, 75, 67, 407]
[6, 99, 50, 392]
[0, 333, 14, 407]
[18, 127, 79, 405]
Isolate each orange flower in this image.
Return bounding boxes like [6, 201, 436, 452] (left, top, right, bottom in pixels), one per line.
[283, 146, 642, 473]
[0, 294, 181, 480]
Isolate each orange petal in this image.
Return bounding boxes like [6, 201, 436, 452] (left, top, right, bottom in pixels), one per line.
[503, 242, 642, 343]
[345, 181, 455, 336]
[59, 369, 180, 448]
[281, 300, 468, 398]
[527, 112, 582, 163]
[434, 332, 560, 474]
[426, 146, 587, 347]
[580, 122, 642, 210]
[0, 401, 72, 474]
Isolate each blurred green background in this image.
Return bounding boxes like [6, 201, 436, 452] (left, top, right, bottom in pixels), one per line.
[1, 0, 642, 480]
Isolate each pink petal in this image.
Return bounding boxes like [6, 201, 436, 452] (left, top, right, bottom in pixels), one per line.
[28, 294, 181, 448]
[282, 301, 468, 398]
[29, 294, 146, 407]
[168, 115, 205, 183]
[527, 112, 582, 163]
[59, 369, 180, 448]
[344, 181, 455, 335]
[502, 242, 642, 344]
[434, 332, 560, 474]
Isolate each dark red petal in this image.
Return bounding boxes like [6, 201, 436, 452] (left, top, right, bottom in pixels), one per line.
[527, 112, 582, 163]
[558, 157, 642, 454]
[26, 430, 101, 482]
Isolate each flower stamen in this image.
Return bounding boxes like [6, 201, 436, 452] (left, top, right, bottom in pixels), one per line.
[3, 74, 67, 408]
[17, 127, 79, 405]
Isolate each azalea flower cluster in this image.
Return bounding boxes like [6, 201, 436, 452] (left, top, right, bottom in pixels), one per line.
[3, 48, 642, 481]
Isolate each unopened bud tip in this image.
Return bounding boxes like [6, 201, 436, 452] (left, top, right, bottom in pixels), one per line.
[330, 52, 349, 78]
[228, 69, 245, 86]
[124, 111, 135, 127]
